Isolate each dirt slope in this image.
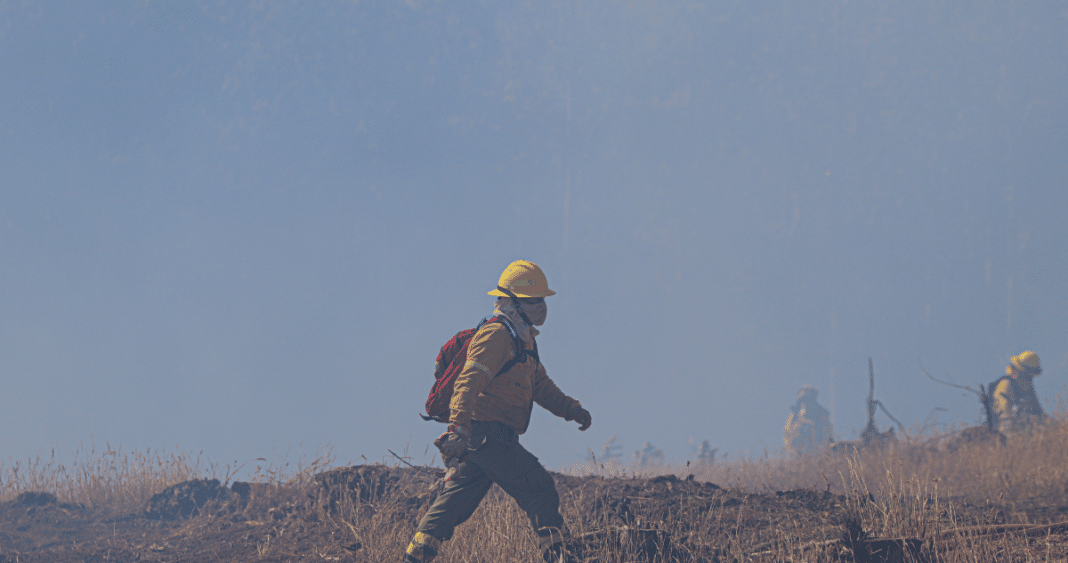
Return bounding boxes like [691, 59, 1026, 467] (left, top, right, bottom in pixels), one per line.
[0, 465, 1065, 562]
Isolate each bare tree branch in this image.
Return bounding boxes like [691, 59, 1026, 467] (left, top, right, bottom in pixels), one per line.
[388, 449, 418, 469]
[874, 400, 905, 431]
[920, 359, 981, 397]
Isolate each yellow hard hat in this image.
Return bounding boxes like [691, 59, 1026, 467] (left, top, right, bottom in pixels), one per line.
[1010, 351, 1042, 375]
[488, 260, 556, 298]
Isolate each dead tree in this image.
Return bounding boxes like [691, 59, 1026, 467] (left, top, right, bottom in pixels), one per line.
[832, 358, 903, 453]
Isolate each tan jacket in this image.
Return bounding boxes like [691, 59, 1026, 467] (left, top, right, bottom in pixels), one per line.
[993, 376, 1044, 434]
[784, 402, 833, 455]
[449, 321, 580, 434]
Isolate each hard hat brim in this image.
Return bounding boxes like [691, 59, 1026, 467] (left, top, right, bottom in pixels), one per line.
[1010, 351, 1042, 375]
[488, 288, 556, 298]
[1010, 359, 1042, 375]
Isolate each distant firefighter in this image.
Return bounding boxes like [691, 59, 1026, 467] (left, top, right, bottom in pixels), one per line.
[784, 385, 834, 455]
[991, 351, 1045, 436]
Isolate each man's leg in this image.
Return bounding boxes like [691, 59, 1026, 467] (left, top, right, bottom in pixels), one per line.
[466, 431, 568, 562]
[403, 461, 493, 563]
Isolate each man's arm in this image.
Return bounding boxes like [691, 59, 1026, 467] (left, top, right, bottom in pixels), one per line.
[533, 363, 590, 429]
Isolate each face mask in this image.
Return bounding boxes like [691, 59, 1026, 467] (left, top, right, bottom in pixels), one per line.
[524, 301, 548, 326]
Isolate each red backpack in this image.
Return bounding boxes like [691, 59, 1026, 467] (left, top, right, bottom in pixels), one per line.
[421, 316, 537, 423]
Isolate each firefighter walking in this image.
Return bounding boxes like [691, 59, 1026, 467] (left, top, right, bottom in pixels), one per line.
[404, 260, 592, 563]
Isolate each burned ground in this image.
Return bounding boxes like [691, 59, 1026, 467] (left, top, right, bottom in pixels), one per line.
[1, 464, 1068, 562]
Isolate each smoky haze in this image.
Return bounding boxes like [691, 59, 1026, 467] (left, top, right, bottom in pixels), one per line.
[1, 1, 1066, 470]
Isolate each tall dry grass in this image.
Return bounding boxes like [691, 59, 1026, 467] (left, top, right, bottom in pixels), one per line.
[2, 414, 1067, 561]
[569, 410, 1068, 506]
[0, 442, 335, 515]
[0, 443, 206, 513]
[323, 414, 1068, 562]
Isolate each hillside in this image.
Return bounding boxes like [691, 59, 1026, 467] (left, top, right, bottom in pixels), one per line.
[2, 452, 1068, 562]
[3, 416, 1068, 562]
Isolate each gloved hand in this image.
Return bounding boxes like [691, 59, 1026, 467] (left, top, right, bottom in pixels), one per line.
[568, 407, 592, 431]
[434, 424, 471, 467]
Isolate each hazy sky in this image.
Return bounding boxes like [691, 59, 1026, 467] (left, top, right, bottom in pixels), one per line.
[2, 1, 1066, 471]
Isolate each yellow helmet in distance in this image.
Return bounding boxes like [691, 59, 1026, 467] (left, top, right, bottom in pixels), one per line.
[488, 260, 556, 298]
[1010, 350, 1042, 376]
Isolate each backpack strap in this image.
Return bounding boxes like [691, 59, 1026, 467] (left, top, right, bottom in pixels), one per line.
[496, 286, 536, 326]
[487, 316, 537, 376]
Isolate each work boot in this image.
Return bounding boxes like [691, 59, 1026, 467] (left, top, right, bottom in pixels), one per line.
[403, 531, 441, 563]
[537, 526, 571, 563]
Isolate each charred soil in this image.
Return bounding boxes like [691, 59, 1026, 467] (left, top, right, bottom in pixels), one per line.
[2, 464, 1068, 562]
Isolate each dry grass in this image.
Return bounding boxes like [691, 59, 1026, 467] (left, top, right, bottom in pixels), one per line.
[0, 443, 335, 516]
[2, 415, 1068, 561]
[563, 411, 1068, 561]
[571, 411, 1068, 505]
[312, 414, 1068, 562]
[0, 443, 206, 513]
